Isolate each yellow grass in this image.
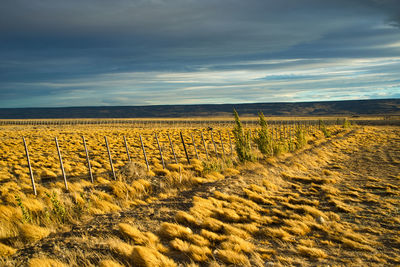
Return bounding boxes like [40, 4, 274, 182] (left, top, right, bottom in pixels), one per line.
[0, 123, 398, 266]
[28, 258, 67, 267]
[18, 223, 50, 242]
[99, 259, 124, 267]
[170, 239, 211, 262]
[215, 249, 250, 265]
[106, 238, 134, 258]
[175, 211, 199, 226]
[131, 246, 177, 267]
[118, 223, 151, 245]
[158, 222, 193, 239]
[200, 229, 226, 242]
[297, 245, 328, 259]
[0, 243, 16, 257]
[220, 236, 255, 253]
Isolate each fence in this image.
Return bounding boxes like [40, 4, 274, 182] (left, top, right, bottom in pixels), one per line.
[0, 119, 343, 196]
[0, 118, 357, 127]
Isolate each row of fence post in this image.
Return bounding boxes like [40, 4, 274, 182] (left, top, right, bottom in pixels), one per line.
[20, 122, 321, 195]
[1, 119, 347, 127]
[21, 129, 237, 194]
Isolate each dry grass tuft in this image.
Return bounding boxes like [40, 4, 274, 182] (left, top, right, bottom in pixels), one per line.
[200, 229, 226, 242]
[170, 238, 191, 252]
[234, 223, 259, 234]
[258, 227, 292, 241]
[204, 172, 225, 181]
[158, 222, 192, 239]
[223, 224, 251, 239]
[18, 223, 50, 242]
[283, 219, 311, 236]
[220, 236, 255, 253]
[118, 223, 151, 245]
[297, 245, 328, 259]
[341, 238, 375, 252]
[28, 258, 67, 267]
[153, 168, 171, 176]
[215, 249, 250, 266]
[201, 217, 224, 232]
[91, 198, 121, 213]
[213, 207, 241, 222]
[23, 198, 45, 212]
[167, 163, 183, 172]
[187, 234, 210, 247]
[118, 162, 148, 181]
[281, 172, 325, 184]
[295, 205, 326, 218]
[243, 188, 275, 205]
[187, 244, 212, 262]
[106, 238, 134, 258]
[99, 259, 124, 267]
[223, 168, 240, 176]
[175, 211, 200, 226]
[0, 220, 19, 240]
[262, 179, 279, 191]
[131, 246, 177, 267]
[213, 191, 262, 213]
[0, 242, 16, 257]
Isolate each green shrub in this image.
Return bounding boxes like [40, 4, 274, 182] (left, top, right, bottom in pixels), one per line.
[342, 119, 351, 129]
[232, 109, 255, 162]
[15, 196, 32, 223]
[295, 127, 307, 149]
[254, 112, 273, 156]
[273, 141, 288, 156]
[319, 120, 331, 137]
[46, 192, 66, 223]
[202, 160, 223, 174]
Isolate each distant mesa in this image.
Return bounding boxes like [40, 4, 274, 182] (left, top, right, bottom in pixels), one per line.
[0, 99, 399, 119]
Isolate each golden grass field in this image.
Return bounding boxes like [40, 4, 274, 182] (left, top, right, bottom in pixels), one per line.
[0, 121, 399, 266]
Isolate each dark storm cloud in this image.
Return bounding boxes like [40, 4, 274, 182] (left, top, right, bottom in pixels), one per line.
[0, 0, 399, 107]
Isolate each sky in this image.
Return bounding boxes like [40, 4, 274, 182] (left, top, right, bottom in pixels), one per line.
[1, 0, 400, 108]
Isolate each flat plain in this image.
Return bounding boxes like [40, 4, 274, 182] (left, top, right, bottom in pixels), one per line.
[0, 121, 399, 266]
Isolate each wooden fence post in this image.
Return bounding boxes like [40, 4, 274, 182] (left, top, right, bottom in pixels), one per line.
[201, 131, 209, 160]
[139, 134, 150, 171]
[228, 131, 233, 157]
[167, 132, 178, 164]
[123, 136, 131, 162]
[155, 133, 165, 169]
[82, 136, 94, 183]
[180, 131, 191, 164]
[104, 136, 116, 180]
[191, 133, 199, 160]
[289, 125, 293, 151]
[211, 130, 218, 158]
[22, 137, 37, 196]
[219, 131, 226, 158]
[55, 137, 68, 190]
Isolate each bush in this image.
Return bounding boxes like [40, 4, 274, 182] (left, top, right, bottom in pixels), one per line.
[254, 112, 273, 156]
[232, 109, 255, 162]
[46, 192, 66, 223]
[273, 141, 288, 156]
[319, 120, 331, 138]
[295, 127, 307, 149]
[342, 119, 351, 129]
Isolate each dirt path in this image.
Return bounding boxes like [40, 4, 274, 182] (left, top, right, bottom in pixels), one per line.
[10, 126, 400, 266]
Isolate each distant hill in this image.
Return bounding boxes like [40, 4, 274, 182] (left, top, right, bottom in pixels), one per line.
[0, 99, 399, 119]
